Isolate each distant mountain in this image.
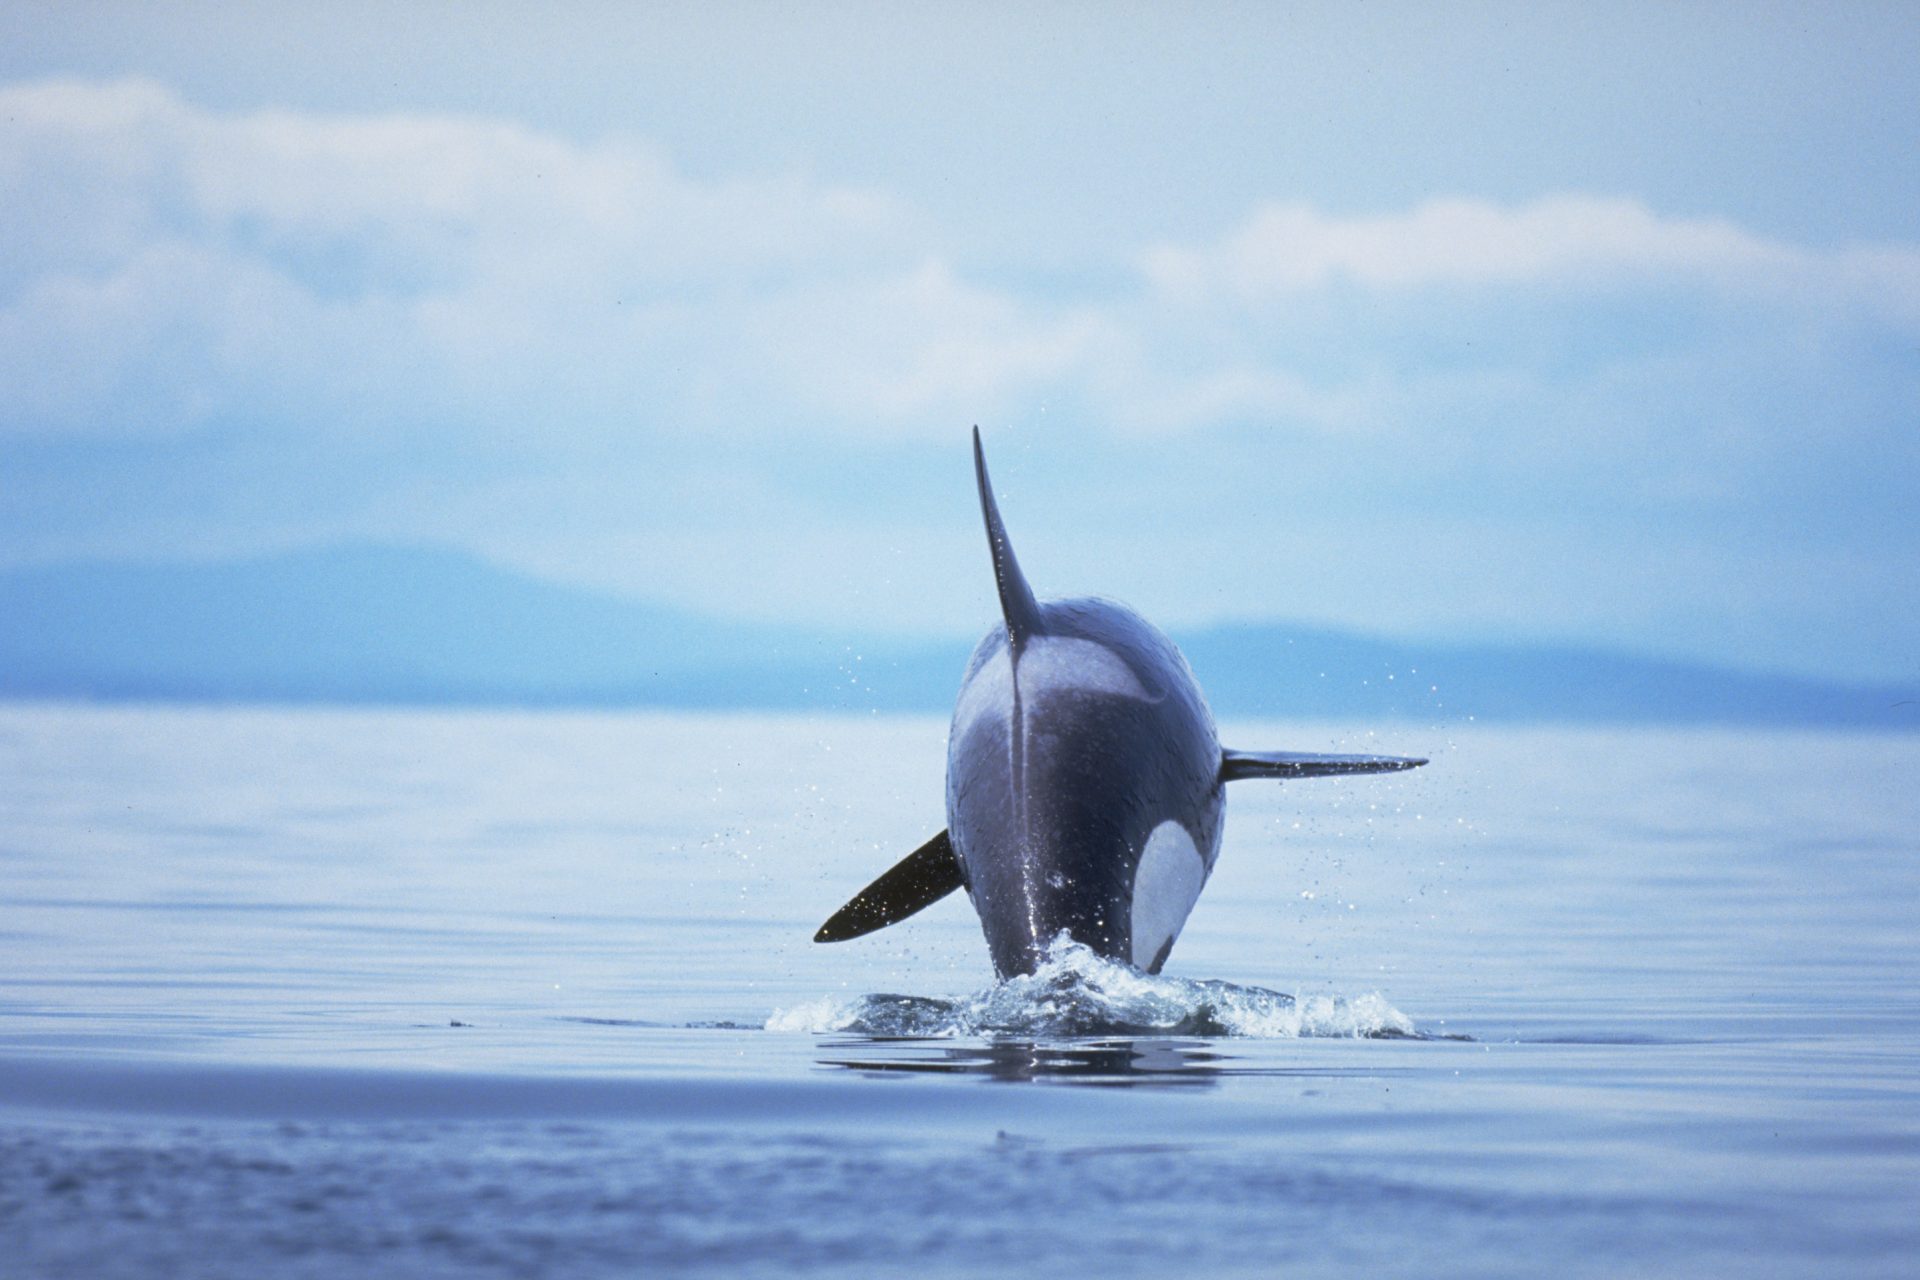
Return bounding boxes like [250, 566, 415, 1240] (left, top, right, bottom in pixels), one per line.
[1176, 625, 1916, 728]
[2, 546, 1913, 728]
[0, 545, 932, 710]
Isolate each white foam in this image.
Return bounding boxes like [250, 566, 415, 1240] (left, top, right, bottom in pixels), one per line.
[764, 937, 1418, 1039]
[763, 997, 859, 1035]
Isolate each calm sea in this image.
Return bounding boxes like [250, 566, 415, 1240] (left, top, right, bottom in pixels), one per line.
[2, 703, 1916, 1277]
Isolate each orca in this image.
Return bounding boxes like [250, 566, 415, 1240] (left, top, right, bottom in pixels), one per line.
[815, 429, 1427, 978]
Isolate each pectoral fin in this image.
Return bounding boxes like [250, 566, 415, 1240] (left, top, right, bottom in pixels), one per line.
[1221, 749, 1428, 782]
[813, 829, 965, 943]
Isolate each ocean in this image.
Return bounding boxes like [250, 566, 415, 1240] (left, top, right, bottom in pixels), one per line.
[1, 703, 1916, 1277]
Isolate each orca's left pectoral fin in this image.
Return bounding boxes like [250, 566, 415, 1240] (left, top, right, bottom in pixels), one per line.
[1220, 748, 1428, 782]
[814, 828, 964, 943]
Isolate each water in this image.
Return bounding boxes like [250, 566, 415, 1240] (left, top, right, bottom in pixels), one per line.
[1, 703, 1916, 1277]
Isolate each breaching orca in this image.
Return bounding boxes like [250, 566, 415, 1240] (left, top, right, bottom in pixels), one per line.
[815, 429, 1427, 978]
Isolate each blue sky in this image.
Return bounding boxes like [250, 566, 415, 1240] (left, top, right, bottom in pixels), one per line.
[2, 3, 1916, 680]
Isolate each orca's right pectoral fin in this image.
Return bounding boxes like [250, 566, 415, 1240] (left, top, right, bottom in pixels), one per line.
[814, 829, 964, 943]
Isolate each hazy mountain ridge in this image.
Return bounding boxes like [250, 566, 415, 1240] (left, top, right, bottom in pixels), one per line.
[2, 546, 1912, 728]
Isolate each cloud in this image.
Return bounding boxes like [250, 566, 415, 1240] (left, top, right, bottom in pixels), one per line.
[2, 77, 909, 288]
[1141, 195, 1920, 325]
[0, 78, 930, 441]
[5, 79, 1916, 451]
[747, 260, 1119, 422]
[2, 78, 1916, 679]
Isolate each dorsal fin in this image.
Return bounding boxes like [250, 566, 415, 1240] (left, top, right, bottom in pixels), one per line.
[972, 426, 1044, 652]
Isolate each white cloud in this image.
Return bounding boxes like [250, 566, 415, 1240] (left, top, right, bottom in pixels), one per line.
[2, 77, 911, 287]
[3, 75, 1917, 540]
[0, 78, 936, 441]
[3, 76, 1916, 680]
[1141, 195, 1920, 324]
[748, 259, 1117, 422]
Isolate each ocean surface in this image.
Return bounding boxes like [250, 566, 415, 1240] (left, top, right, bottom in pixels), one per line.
[1, 703, 1916, 1277]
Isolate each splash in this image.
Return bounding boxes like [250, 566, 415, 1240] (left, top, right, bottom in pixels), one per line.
[766, 937, 1418, 1039]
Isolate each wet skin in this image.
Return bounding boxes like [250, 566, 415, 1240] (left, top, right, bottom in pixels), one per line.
[946, 598, 1224, 977]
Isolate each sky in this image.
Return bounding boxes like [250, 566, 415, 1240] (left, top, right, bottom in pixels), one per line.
[2, 2, 1917, 681]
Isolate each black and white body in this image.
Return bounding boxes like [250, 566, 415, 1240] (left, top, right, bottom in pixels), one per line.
[815, 430, 1426, 979]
